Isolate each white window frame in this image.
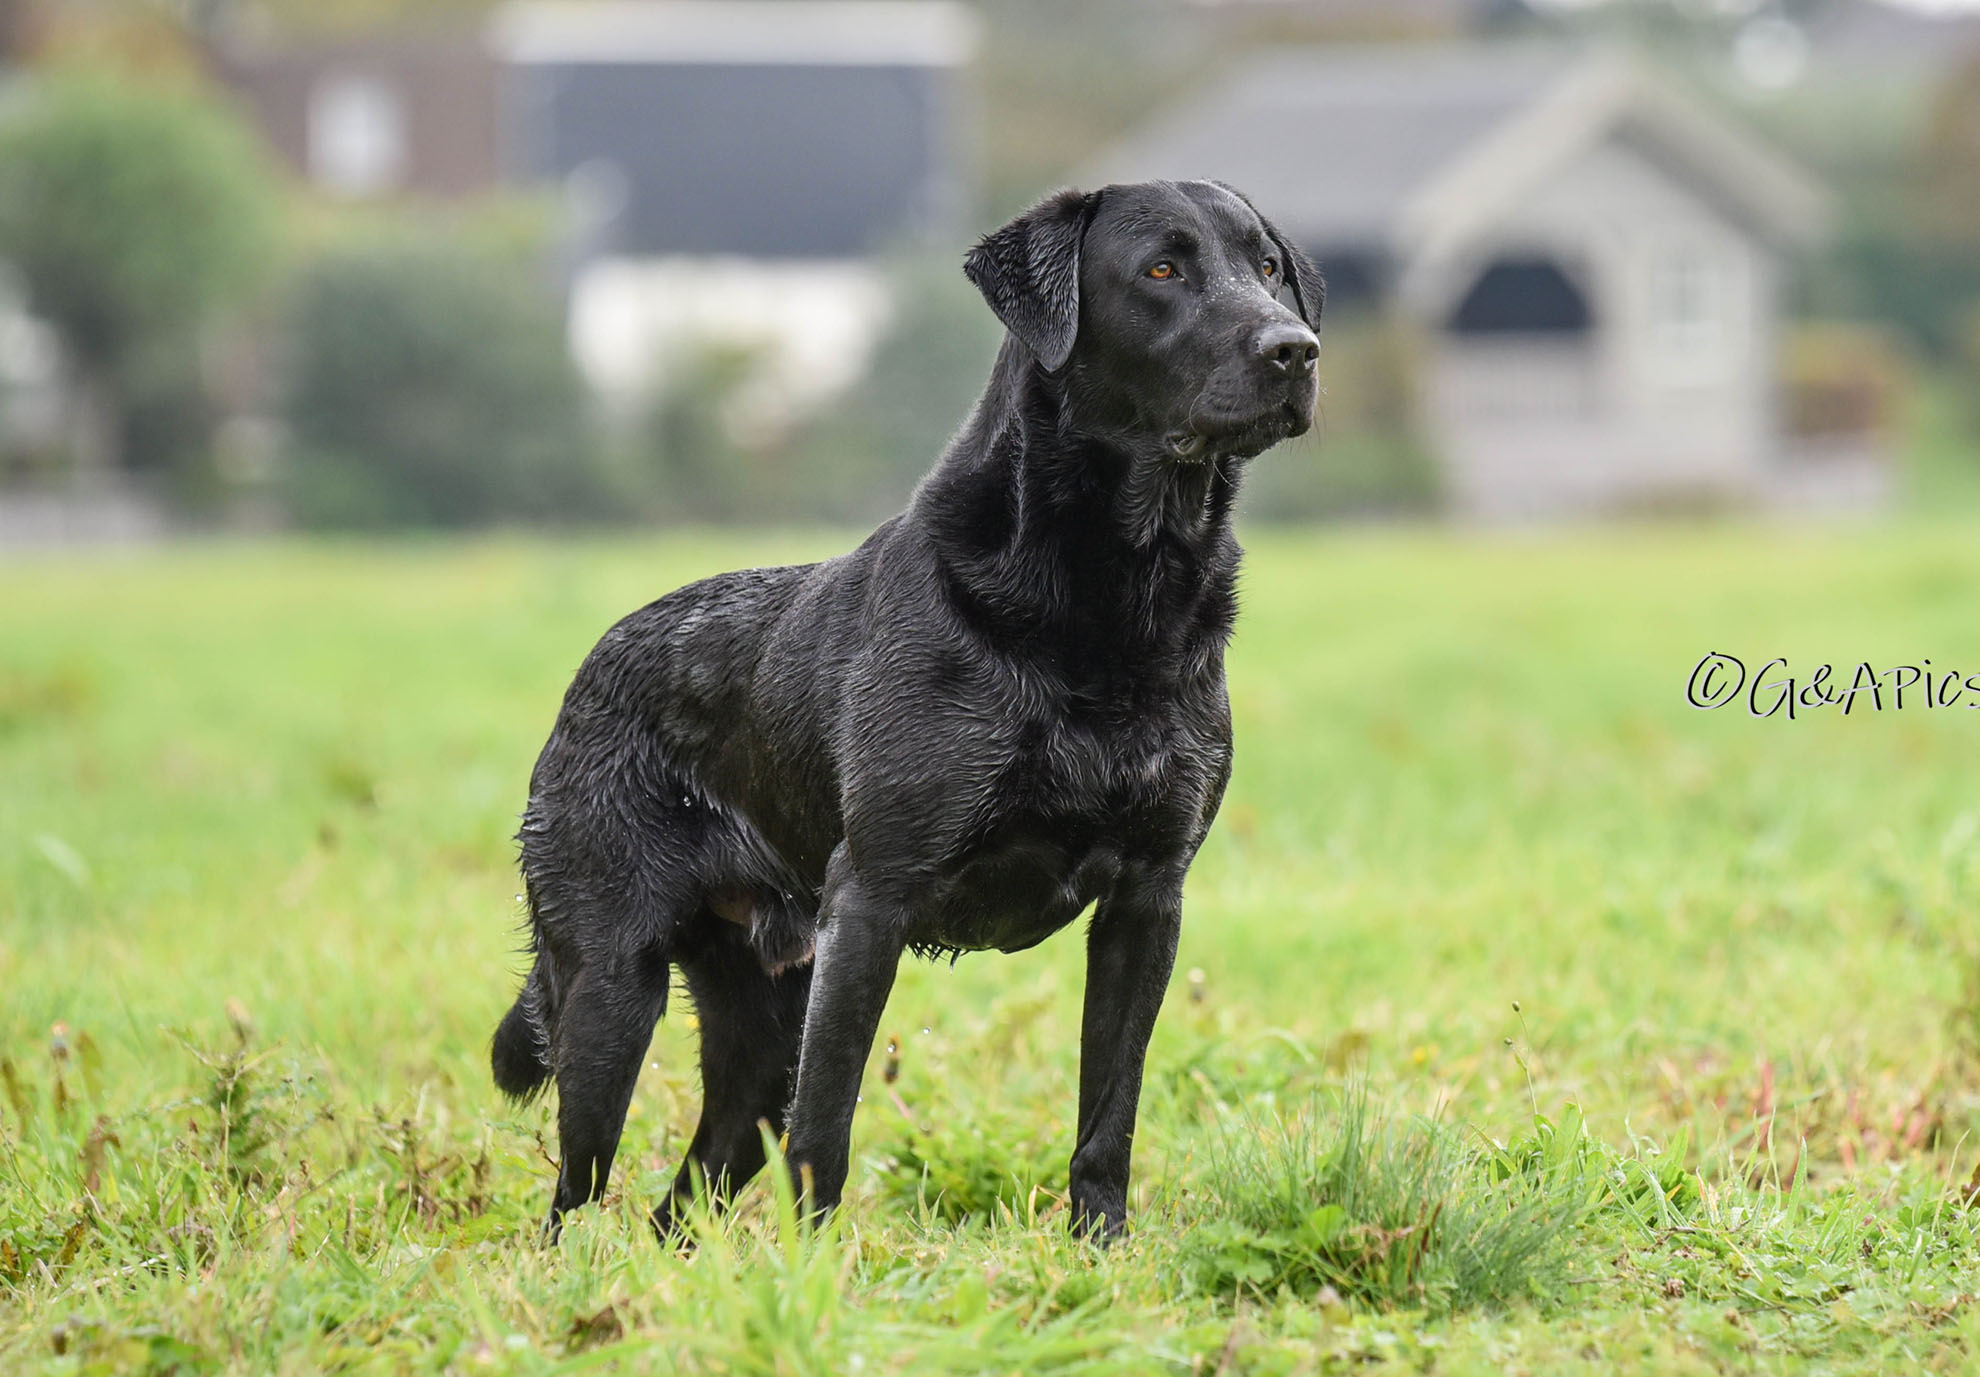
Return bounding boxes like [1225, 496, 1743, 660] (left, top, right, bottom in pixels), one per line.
[308, 71, 408, 198]
[1643, 240, 1748, 386]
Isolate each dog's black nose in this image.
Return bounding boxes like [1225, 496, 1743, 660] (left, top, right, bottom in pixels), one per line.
[1255, 321, 1319, 377]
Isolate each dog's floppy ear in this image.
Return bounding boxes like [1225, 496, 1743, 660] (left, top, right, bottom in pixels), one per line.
[1212, 182, 1324, 330]
[963, 188, 1098, 373]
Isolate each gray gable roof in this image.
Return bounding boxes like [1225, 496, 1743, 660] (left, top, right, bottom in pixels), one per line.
[1094, 46, 1575, 247]
[1090, 44, 1827, 255]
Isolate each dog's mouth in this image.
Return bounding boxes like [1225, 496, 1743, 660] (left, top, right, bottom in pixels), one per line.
[1167, 400, 1309, 462]
[1165, 430, 1211, 461]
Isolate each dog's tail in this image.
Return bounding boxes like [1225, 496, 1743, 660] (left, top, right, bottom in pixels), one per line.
[491, 958, 554, 1101]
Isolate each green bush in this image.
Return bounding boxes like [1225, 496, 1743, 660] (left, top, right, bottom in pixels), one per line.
[1779, 322, 1907, 440]
[790, 255, 1005, 523]
[0, 73, 281, 488]
[281, 238, 611, 527]
[1796, 207, 1980, 361]
[1961, 305, 1980, 436]
[623, 254, 1003, 525]
[629, 339, 776, 524]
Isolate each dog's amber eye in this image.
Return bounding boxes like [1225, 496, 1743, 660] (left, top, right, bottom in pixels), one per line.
[1147, 262, 1175, 280]
[1262, 258, 1278, 278]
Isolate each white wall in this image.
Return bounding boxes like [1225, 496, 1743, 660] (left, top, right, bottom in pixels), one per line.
[566, 256, 894, 443]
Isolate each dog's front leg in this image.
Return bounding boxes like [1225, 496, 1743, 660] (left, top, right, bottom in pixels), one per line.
[783, 858, 905, 1220]
[1069, 868, 1183, 1241]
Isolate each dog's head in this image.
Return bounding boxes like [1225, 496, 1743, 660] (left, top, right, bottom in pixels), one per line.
[964, 180, 1321, 462]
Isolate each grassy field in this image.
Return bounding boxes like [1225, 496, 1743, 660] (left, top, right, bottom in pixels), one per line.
[4, 518, 1980, 1373]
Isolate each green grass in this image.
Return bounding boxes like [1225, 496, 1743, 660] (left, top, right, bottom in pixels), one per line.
[5, 520, 1980, 1373]
[1176, 1091, 1596, 1313]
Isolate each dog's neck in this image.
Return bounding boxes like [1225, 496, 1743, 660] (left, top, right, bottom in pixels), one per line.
[940, 340, 1246, 543]
[911, 339, 1243, 667]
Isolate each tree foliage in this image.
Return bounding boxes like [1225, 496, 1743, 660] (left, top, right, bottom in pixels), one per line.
[0, 73, 281, 473]
[1918, 52, 1980, 250]
[281, 236, 610, 527]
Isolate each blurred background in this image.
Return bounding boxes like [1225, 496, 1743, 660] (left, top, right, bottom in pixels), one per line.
[0, 0, 1977, 539]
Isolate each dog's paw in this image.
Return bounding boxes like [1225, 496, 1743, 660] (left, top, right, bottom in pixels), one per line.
[648, 1201, 701, 1253]
[1069, 1194, 1128, 1246]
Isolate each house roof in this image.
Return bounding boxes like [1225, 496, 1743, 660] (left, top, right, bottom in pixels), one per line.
[1090, 44, 1830, 256]
[490, 1, 980, 69]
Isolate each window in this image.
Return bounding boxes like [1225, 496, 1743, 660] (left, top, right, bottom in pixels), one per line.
[1645, 245, 1746, 382]
[308, 73, 407, 197]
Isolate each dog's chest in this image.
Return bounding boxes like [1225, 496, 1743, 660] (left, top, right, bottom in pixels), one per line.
[1029, 706, 1194, 819]
[910, 698, 1223, 955]
[1008, 665, 1233, 855]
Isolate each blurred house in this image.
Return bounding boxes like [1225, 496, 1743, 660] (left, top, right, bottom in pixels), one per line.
[494, 0, 979, 418]
[1095, 45, 1885, 520]
[1184, 0, 1537, 41]
[211, 2, 979, 421]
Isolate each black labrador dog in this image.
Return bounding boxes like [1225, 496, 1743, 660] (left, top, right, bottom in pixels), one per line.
[491, 179, 1321, 1239]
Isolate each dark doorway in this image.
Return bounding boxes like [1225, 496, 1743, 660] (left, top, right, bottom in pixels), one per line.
[1448, 258, 1592, 336]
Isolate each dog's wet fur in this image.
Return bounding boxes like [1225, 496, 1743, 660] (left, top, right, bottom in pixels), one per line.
[492, 180, 1322, 1240]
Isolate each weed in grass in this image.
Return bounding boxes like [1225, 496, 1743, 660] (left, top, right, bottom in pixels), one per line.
[1172, 1088, 1596, 1313]
[182, 1032, 279, 1190]
[1485, 1104, 1703, 1232]
[876, 1108, 1066, 1227]
[0, 662, 95, 737]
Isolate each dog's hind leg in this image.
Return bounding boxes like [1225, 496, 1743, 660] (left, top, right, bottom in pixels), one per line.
[651, 925, 812, 1239]
[546, 947, 670, 1233]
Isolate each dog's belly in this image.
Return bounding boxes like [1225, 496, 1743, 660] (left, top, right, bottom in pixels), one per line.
[910, 834, 1124, 955]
